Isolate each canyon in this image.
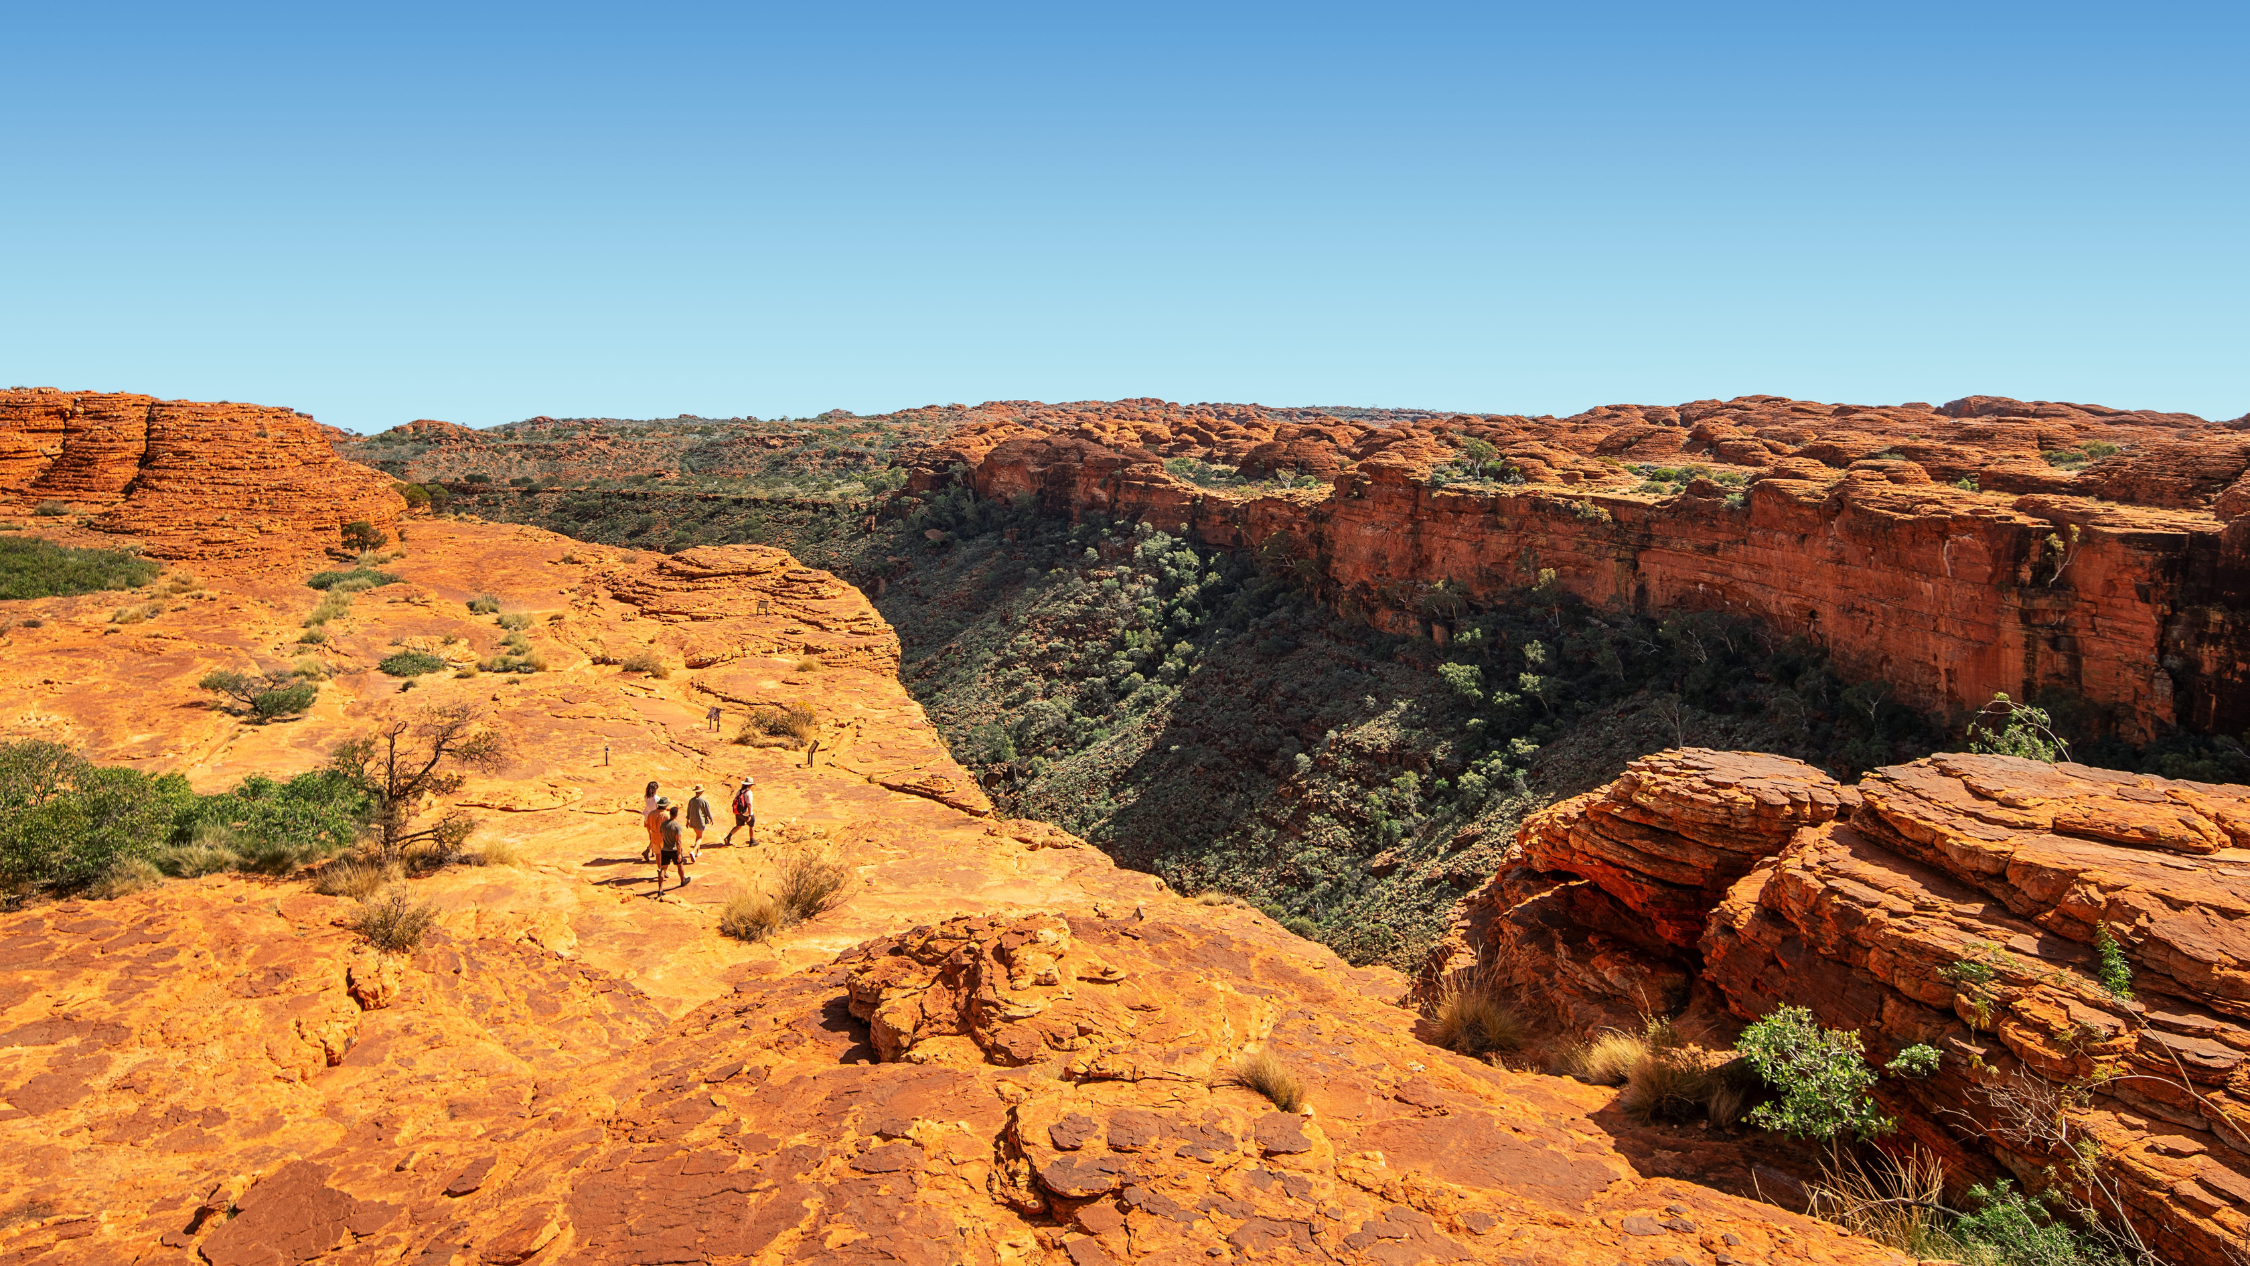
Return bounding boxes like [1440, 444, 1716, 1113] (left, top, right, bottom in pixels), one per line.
[895, 395, 2250, 746]
[1, 388, 2247, 1264]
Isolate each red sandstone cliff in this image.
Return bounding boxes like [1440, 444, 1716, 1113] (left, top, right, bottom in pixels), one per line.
[892, 394, 2250, 743]
[1445, 748, 2250, 1265]
[0, 388, 403, 559]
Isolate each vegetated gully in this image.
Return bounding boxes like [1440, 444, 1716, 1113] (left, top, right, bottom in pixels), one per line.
[459, 480, 2054, 971]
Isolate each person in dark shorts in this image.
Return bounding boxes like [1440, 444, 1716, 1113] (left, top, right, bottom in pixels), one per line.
[723, 776, 756, 846]
[655, 804, 689, 894]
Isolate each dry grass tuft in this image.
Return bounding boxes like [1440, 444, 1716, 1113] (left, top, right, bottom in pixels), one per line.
[1429, 969, 1525, 1057]
[735, 702, 819, 748]
[1620, 1046, 1714, 1123]
[1567, 1031, 1649, 1085]
[1193, 890, 1251, 907]
[1806, 1146, 1950, 1254]
[314, 856, 392, 898]
[348, 887, 439, 954]
[1228, 1050, 1306, 1112]
[775, 849, 849, 923]
[794, 655, 823, 673]
[89, 857, 165, 900]
[719, 891, 788, 943]
[469, 838, 522, 868]
[618, 648, 670, 678]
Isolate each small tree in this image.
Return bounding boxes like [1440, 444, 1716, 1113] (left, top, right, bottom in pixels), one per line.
[1965, 692, 2069, 763]
[329, 701, 506, 864]
[341, 520, 389, 553]
[1738, 1005, 1892, 1142]
[199, 669, 317, 722]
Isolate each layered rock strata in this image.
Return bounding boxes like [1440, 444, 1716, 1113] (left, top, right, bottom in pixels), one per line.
[0, 387, 401, 559]
[891, 394, 2250, 742]
[1454, 748, 2250, 1265]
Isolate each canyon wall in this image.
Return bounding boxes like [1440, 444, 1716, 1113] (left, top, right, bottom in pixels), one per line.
[1447, 748, 2250, 1265]
[0, 387, 403, 559]
[901, 395, 2250, 743]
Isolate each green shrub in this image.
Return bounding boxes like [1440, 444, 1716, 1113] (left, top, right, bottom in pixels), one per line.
[496, 612, 531, 631]
[251, 682, 319, 720]
[0, 741, 194, 896]
[174, 769, 373, 867]
[2092, 926, 2133, 998]
[305, 568, 400, 591]
[466, 594, 500, 614]
[377, 650, 446, 677]
[1738, 1005, 1891, 1141]
[0, 536, 160, 599]
[1949, 1180, 2110, 1266]
[1885, 1043, 1942, 1077]
[298, 625, 330, 644]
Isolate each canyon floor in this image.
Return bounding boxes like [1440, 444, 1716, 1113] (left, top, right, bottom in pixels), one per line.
[0, 517, 1911, 1266]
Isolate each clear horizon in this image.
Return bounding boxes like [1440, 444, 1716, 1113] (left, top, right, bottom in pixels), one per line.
[7, 2, 2243, 433]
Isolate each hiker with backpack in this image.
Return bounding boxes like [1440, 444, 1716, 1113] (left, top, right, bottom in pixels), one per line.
[722, 776, 756, 846]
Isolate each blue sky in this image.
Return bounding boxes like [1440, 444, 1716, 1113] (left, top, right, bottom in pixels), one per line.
[5, 2, 2243, 432]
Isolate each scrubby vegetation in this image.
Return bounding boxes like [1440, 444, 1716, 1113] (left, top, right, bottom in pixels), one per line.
[348, 886, 438, 953]
[198, 668, 319, 721]
[0, 740, 375, 900]
[0, 536, 160, 599]
[378, 650, 447, 677]
[306, 567, 400, 591]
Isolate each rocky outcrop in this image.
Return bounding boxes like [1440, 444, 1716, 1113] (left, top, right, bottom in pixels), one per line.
[0, 388, 403, 559]
[1454, 748, 2250, 1265]
[890, 394, 2250, 743]
[601, 543, 903, 675]
[0, 890, 1913, 1266]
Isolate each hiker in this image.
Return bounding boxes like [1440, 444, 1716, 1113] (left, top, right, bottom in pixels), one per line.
[641, 785, 666, 863]
[722, 775, 756, 846]
[654, 804, 689, 894]
[684, 783, 715, 861]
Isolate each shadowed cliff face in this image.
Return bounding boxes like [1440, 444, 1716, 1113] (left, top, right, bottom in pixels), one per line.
[900, 399, 2250, 747]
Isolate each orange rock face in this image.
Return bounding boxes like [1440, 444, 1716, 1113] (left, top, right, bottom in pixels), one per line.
[0, 387, 403, 559]
[893, 394, 2250, 742]
[1456, 748, 2250, 1265]
[0, 505, 1910, 1264]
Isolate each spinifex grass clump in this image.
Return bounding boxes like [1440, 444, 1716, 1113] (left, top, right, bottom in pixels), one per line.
[1428, 968, 1524, 1058]
[1227, 1050, 1305, 1112]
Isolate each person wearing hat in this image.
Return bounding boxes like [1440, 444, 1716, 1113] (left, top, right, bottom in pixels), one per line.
[684, 784, 716, 862]
[640, 782, 665, 862]
[723, 775, 756, 847]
